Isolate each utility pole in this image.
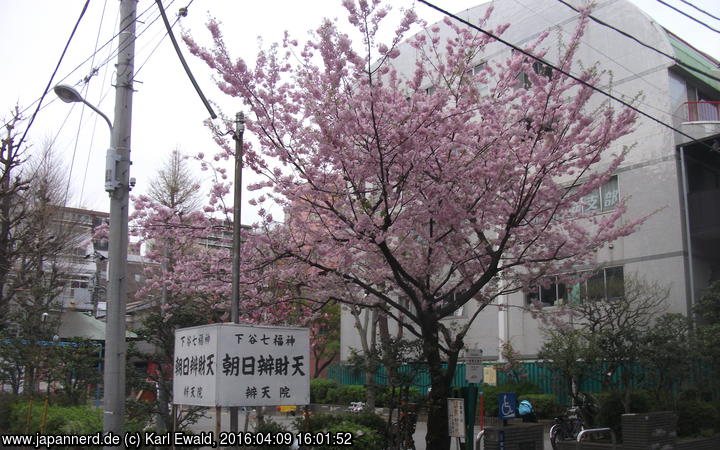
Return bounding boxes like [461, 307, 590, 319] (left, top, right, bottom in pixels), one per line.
[104, 0, 136, 439]
[230, 112, 245, 434]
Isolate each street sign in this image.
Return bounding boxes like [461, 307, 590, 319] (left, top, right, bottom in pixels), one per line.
[447, 398, 465, 437]
[498, 392, 517, 420]
[173, 323, 310, 407]
[464, 348, 483, 384]
[484, 365, 497, 386]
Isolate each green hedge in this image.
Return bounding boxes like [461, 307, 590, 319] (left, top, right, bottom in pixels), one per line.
[309, 379, 423, 407]
[294, 411, 386, 446]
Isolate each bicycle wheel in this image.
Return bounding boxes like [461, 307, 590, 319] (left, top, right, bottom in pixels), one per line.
[549, 424, 560, 450]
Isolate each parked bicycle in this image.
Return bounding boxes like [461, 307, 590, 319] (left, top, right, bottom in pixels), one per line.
[549, 393, 598, 450]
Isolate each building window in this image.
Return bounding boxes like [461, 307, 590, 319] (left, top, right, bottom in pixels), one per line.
[526, 266, 624, 306]
[464, 62, 488, 95]
[517, 59, 553, 89]
[570, 176, 619, 215]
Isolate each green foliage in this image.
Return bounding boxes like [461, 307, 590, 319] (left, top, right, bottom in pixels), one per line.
[0, 392, 18, 431]
[317, 421, 382, 450]
[676, 399, 719, 437]
[376, 386, 424, 408]
[46, 339, 102, 406]
[595, 391, 654, 437]
[294, 411, 386, 446]
[328, 385, 366, 405]
[310, 379, 424, 408]
[521, 394, 560, 419]
[480, 382, 543, 416]
[254, 418, 291, 449]
[538, 327, 594, 402]
[310, 378, 340, 403]
[694, 282, 720, 397]
[638, 313, 693, 404]
[127, 307, 209, 433]
[9, 402, 103, 435]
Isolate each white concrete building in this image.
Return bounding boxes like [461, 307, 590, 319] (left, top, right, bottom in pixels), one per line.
[340, 0, 720, 361]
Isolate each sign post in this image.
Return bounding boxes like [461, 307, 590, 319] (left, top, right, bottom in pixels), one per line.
[464, 349, 483, 450]
[448, 398, 465, 450]
[498, 392, 517, 426]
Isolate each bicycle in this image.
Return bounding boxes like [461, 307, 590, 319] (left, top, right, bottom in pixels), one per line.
[549, 393, 598, 450]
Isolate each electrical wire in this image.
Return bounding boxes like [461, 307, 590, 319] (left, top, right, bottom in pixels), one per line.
[555, 0, 720, 83]
[0, 0, 158, 131]
[679, 0, 720, 22]
[15, 0, 91, 154]
[155, 0, 216, 118]
[80, 0, 119, 206]
[519, 0, 695, 127]
[416, 0, 718, 153]
[66, 0, 110, 209]
[655, 0, 720, 34]
[133, 0, 193, 80]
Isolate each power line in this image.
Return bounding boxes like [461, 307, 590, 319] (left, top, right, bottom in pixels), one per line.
[80, 0, 118, 206]
[679, 0, 720, 22]
[519, 0, 700, 128]
[554, 0, 720, 83]
[655, 0, 720, 34]
[134, 0, 194, 80]
[67, 0, 110, 208]
[155, 0, 216, 119]
[0, 0, 157, 131]
[15, 0, 91, 153]
[416, 0, 717, 153]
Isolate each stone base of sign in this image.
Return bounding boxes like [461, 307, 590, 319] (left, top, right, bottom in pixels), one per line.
[482, 423, 544, 450]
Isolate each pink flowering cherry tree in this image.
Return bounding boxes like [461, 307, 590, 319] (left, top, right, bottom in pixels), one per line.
[184, 1, 641, 447]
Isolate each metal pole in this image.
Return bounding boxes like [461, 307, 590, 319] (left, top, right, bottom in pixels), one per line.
[103, 0, 136, 439]
[679, 146, 697, 316]
[230, 112, 245, 433]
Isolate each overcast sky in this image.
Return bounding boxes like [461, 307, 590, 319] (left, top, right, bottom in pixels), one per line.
[0, 0, 718, 223]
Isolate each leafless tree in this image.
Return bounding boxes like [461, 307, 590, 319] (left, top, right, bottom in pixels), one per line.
[148, 147, 202, 213]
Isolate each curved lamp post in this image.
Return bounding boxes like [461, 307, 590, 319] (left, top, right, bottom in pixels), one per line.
[53, 85, 113, 132]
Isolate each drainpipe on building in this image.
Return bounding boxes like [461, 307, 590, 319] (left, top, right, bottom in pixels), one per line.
[679, 145, 697, 317]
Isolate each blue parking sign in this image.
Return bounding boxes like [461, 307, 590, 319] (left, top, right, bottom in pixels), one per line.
[498, 392, 516, 419]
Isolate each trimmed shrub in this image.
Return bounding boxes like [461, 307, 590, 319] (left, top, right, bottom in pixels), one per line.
[294, 410, 386, 444]
[376, 386, 424, 408]
[311, 378, 340, 404]
[676, 399, 719, 437]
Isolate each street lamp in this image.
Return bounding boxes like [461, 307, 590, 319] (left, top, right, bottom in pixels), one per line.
[54, 78, 133, 437]
[53, 85, 112, 132]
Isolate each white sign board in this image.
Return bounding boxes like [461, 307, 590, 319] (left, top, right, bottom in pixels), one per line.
[448, 398, 465, 438]
[465, 349, 483, 384]
[173, 323, 310, 407]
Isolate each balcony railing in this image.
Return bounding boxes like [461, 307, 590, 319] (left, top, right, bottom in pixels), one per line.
[685, 101, 720, 122]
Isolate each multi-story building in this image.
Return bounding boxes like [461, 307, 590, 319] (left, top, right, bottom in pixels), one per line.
[340, 0, 720, 361]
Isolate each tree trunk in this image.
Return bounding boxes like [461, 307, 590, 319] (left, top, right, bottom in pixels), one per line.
[422, 322, 453, 450]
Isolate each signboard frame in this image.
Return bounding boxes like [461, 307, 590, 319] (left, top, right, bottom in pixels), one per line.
[173, 323, 310, 407]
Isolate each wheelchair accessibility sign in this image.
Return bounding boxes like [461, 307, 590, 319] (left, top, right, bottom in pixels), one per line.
[499, 392, 516, 419]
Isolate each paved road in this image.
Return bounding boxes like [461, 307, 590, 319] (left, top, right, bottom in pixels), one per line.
[190, 409, 554, 449]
